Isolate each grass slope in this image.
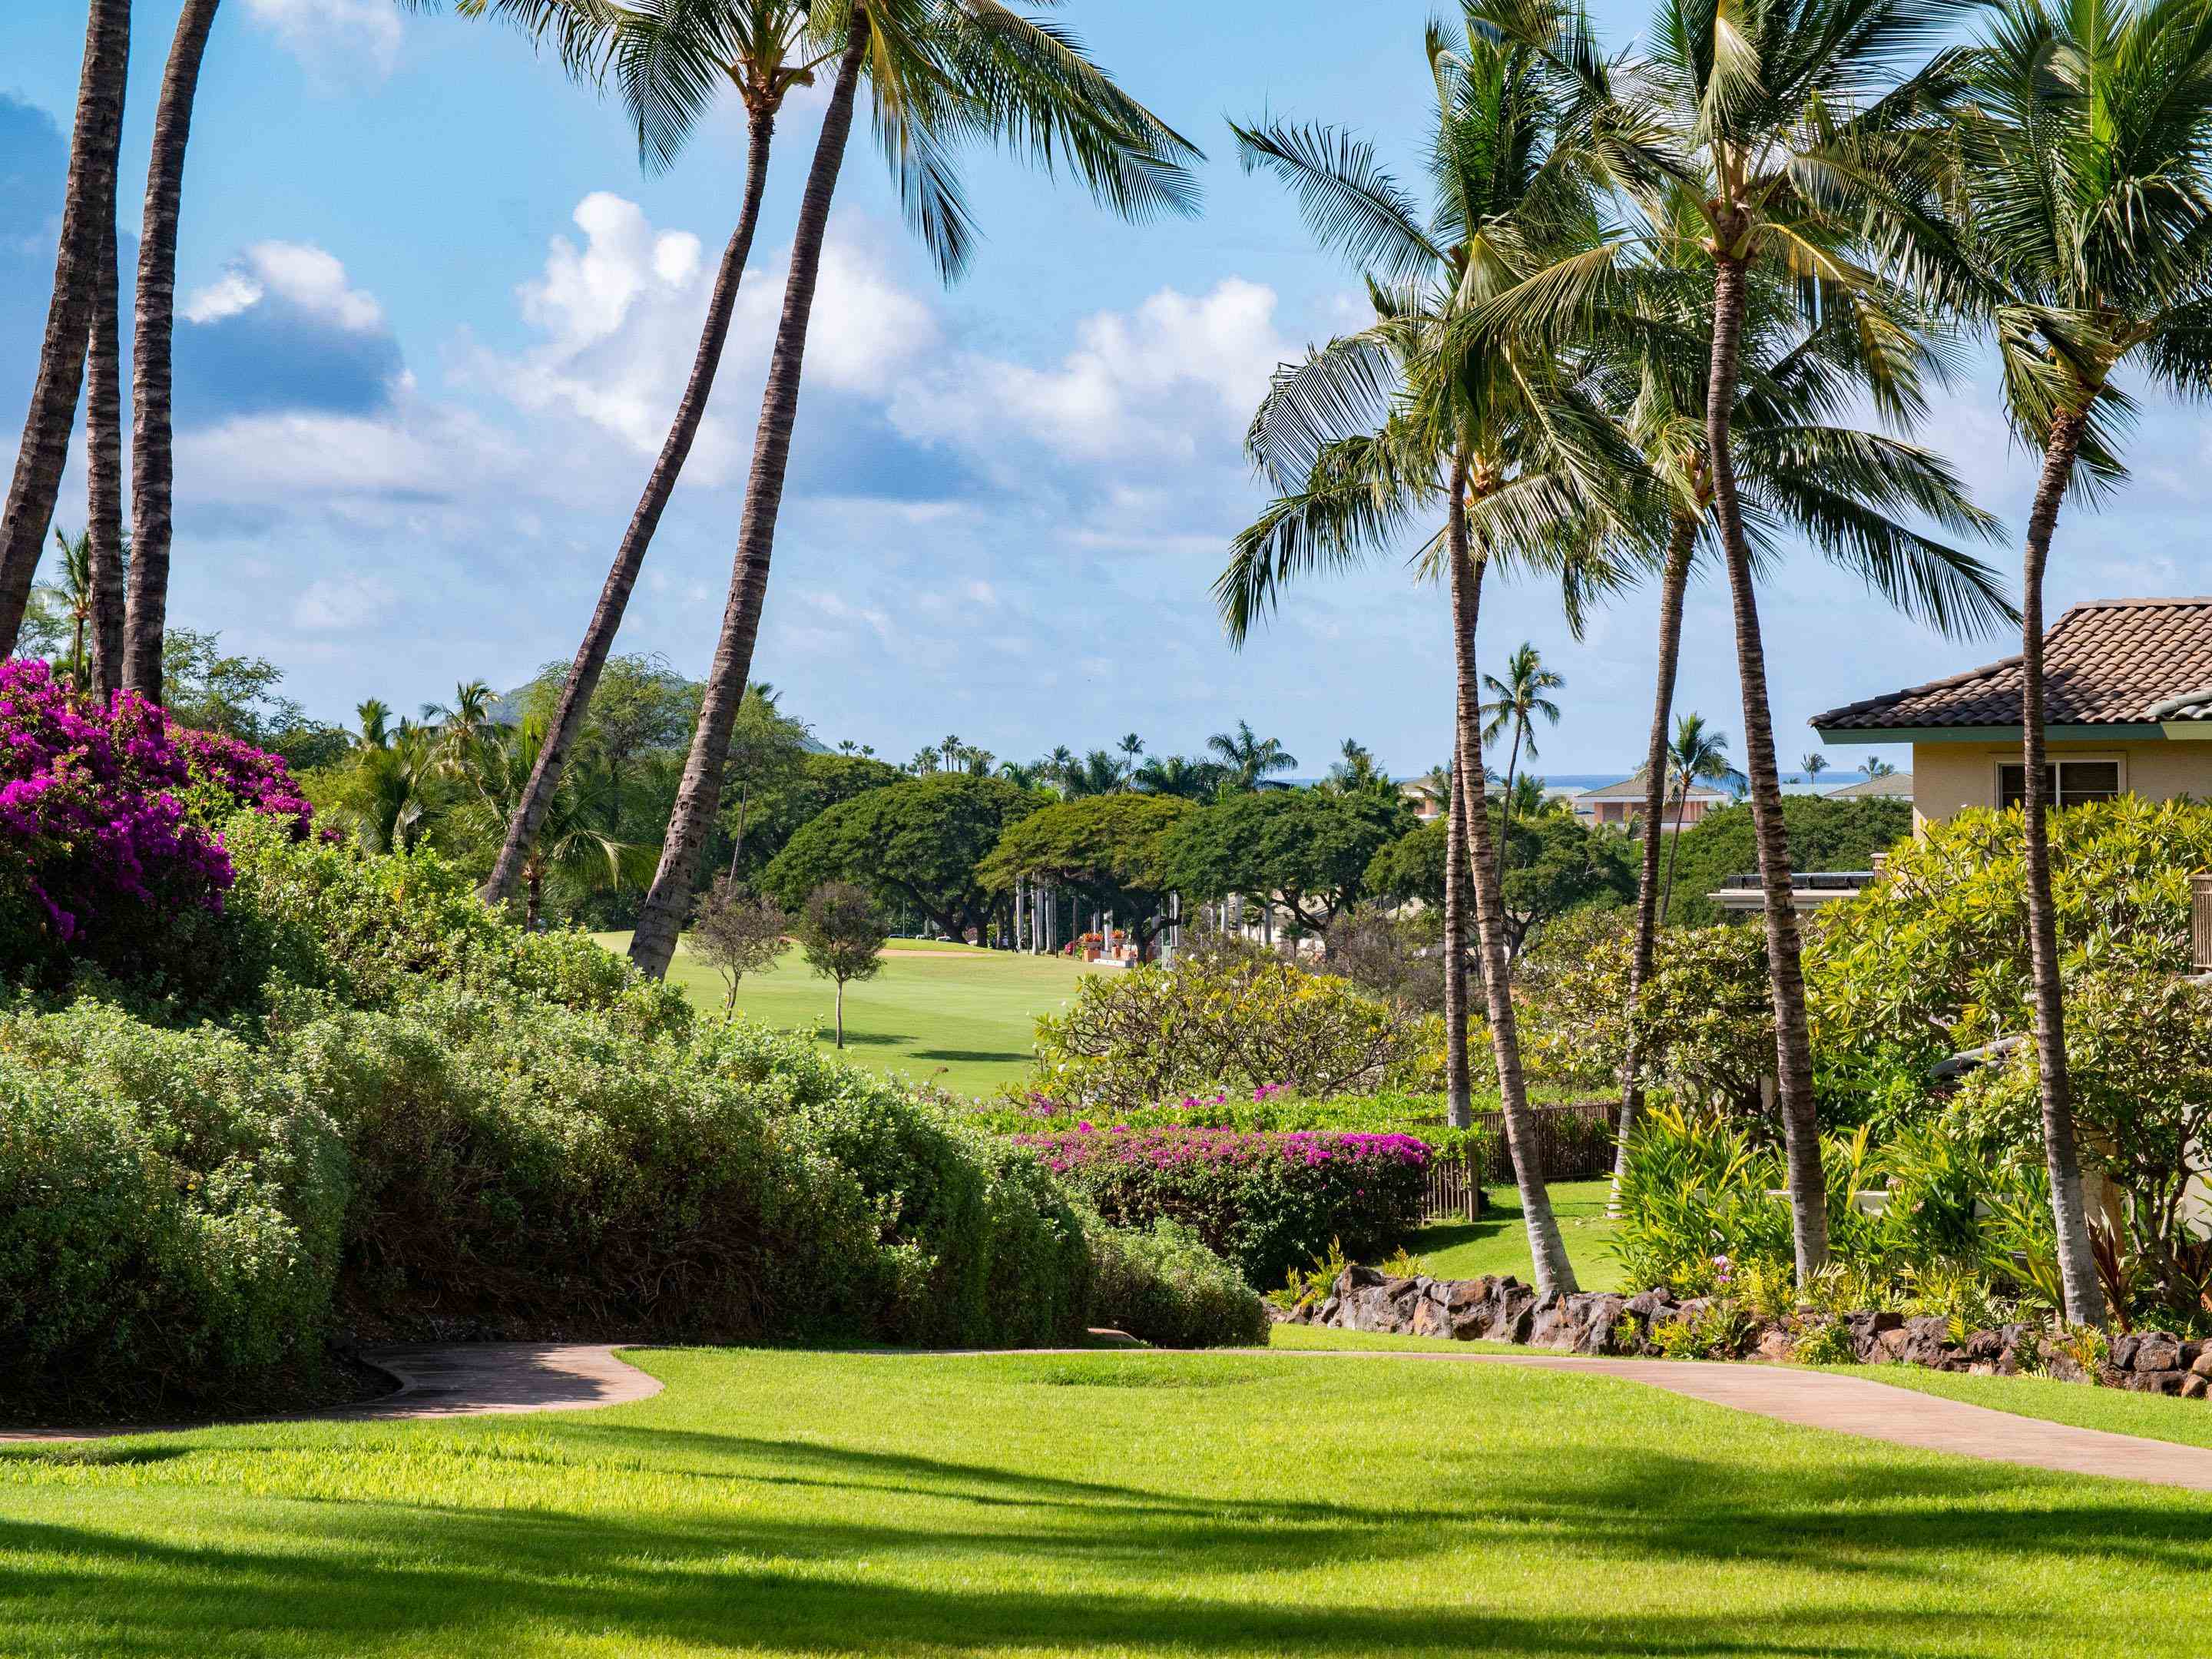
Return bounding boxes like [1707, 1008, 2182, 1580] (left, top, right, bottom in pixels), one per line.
[3, 1346, 2207, 1657]
[594, 932, 1100, 1094]
[1403, 1178, 1624, 1290]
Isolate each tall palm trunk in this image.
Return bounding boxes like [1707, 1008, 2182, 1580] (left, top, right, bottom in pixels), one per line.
[482, 105, 780, 908]
[124, 0, 218, 700]
[87, 215, 127, 697]
[1494, 721, 1523, 887]
[1451, 481, 1577, 1298]
[1659, 769, 1691, 915]
[2019, 406, 2108, 1328]
[631, 22, 869, 978]
[1442, 454, 1476, 1131]
[1707, 252, 1827, 1280]
[1612, 511, 1696, 1204]
[0, 0, 130, 657]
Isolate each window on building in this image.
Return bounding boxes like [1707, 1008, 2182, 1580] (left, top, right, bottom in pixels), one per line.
[1998, 760, 2122, 810]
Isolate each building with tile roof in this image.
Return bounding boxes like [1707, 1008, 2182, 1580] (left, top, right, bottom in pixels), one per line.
[1810, 598, 2212, 823]
[1573, 770, 1733, 834]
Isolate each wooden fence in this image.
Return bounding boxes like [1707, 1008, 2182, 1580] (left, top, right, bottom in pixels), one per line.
[2194, 872, 2212, 973]
[1422, 1101, 1621, 1221]
[1472, 1100, 1621, 1184]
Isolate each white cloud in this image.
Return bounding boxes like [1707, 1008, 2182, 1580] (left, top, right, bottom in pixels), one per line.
[242, 0, 403, 78]
[293, 573, 399, 631]
[183, 240, 384, 331]
[473, 194, 936, 486]
[889, 278, 1288, 466]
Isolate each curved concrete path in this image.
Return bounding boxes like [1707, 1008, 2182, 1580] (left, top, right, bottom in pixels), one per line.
[1275, 1348, 2212, 1492]
[0, 1343, 660, 1443]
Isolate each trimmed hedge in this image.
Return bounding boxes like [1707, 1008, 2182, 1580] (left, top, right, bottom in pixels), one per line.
[1085, 1217, 1270, 1348]
[0, 1001, 347, 1413]
[1020, 1127, 1430, 1287]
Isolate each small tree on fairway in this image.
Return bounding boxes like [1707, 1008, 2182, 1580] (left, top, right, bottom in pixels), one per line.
[691, 876, 790, 1015]
[799, 881, 886, 1048]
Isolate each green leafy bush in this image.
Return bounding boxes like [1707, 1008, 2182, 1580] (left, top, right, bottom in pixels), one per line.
[1084, 1217, 1270, 1347]
[962, 1084, 1490, 1164]
[1031, 949, 1443, 1112]
[0, 999, 347, 1413]
[1805, 796, 2212, 1061]
[224, 813, 693, 1038]
[1023, 1127, 1429, 1286]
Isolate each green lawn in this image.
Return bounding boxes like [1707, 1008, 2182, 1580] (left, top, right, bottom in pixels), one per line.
[595, 932, 1101, 1094]
[4, 1344, 2207, 1657]
[1402, 1177, 1624, 1289]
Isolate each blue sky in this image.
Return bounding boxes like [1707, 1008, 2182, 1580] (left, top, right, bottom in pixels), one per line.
[5, 1, 2209, 777]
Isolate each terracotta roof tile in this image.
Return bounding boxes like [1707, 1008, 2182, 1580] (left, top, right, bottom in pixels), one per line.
[1812, 598, 2212, 730]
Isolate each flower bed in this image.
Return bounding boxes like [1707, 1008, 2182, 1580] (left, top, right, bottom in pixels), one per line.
[1017, 1125, 1430, 1286]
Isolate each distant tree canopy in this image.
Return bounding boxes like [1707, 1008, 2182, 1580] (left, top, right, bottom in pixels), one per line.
[1367, 808, 1634, 956]
[518, 652, 699, 785]
[161, 628, 349, 771]
[764, 773, 1043, 942]
[1157, 786, 1412, 932]
[980, 793, 1195, 956]
[737, 752, 906, 882]
[1664, 796, 1913, 926]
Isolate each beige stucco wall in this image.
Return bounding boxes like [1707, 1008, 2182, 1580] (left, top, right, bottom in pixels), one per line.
[1911, 737, 2212, 827]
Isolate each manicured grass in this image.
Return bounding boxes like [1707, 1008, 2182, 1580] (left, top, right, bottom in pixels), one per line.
[1401, 1177, 1624, 1289]
[3, 1345, 2207, 1656]
[594, 931, 1101, 1094]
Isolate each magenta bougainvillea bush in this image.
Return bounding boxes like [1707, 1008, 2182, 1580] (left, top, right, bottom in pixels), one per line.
[0, 657, 312, 982]
[1015, 1124, 1431, 1285]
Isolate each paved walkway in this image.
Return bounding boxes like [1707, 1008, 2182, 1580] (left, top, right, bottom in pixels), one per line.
[0, 1343, 660, 1443]
[1273, 1348, 2212, 1492]
[12, 1339, 2212, 1492]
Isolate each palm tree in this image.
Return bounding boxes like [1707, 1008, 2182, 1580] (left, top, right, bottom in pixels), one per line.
[1568, 224, 2007, 1207]
[87, 213, 125, 699]
[1481, 641, 1564, 872]
[1657, 712, 1737, 917]
[1134, 753, 1223, 799]
[1801, 752, 1828, 786]
[907, 746, 942, 776]
[332, 730, 444, 855]
[467, 716, 654, 931]
[120, 0, 227, 700]
[423, 679, 498, 774]
[1060, 748, 1128, 797]
[35, 529, 96, 688]
[476, 0, 848, 909]
[1860, 756, 1897, 779]
[356, 698, 394, 750]
[1218, 7, 1661, 1297]
[1115, 731, 1145, 786]
[1479, 0, 1987, 1283]
[627, 2, 1202, 977]
[0, 0, 131, 660]
[1205, 720, 1297, 791]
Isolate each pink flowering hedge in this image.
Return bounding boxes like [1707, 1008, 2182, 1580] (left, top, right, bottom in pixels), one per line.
[0, 657, 313, 995]
[1015, 1124, 1431, 1286]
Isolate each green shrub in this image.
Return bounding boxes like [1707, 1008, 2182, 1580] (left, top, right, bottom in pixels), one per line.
[1084, 1217, 1270, 1347]
[1032, 949, 1443, 1112]
[224, 813, 692, 1038]
[1024, 1127, 1429, 1287]
[962, 1084, 1490, 1164]
[0, 998, 347, 1413]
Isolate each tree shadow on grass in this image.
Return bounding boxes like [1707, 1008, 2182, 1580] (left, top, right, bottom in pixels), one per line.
[0, 1447, 2198, 1657]
[909, 1048, 1028, 1065]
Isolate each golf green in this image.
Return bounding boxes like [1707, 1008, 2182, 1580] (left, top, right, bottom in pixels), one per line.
[594, 932, 1102, 1094]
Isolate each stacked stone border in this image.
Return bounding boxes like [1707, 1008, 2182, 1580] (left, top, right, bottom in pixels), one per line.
[1277, 1265, 2212, 1397]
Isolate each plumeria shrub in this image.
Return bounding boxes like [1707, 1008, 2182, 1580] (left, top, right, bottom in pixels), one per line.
[1031, 949, 1443, 1113]
[1084, 1216, 1270, 1347]
[1018, 1125, 1430, 1286]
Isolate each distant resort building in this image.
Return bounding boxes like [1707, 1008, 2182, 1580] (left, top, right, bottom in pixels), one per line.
[1575, 772, 1730, 834]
